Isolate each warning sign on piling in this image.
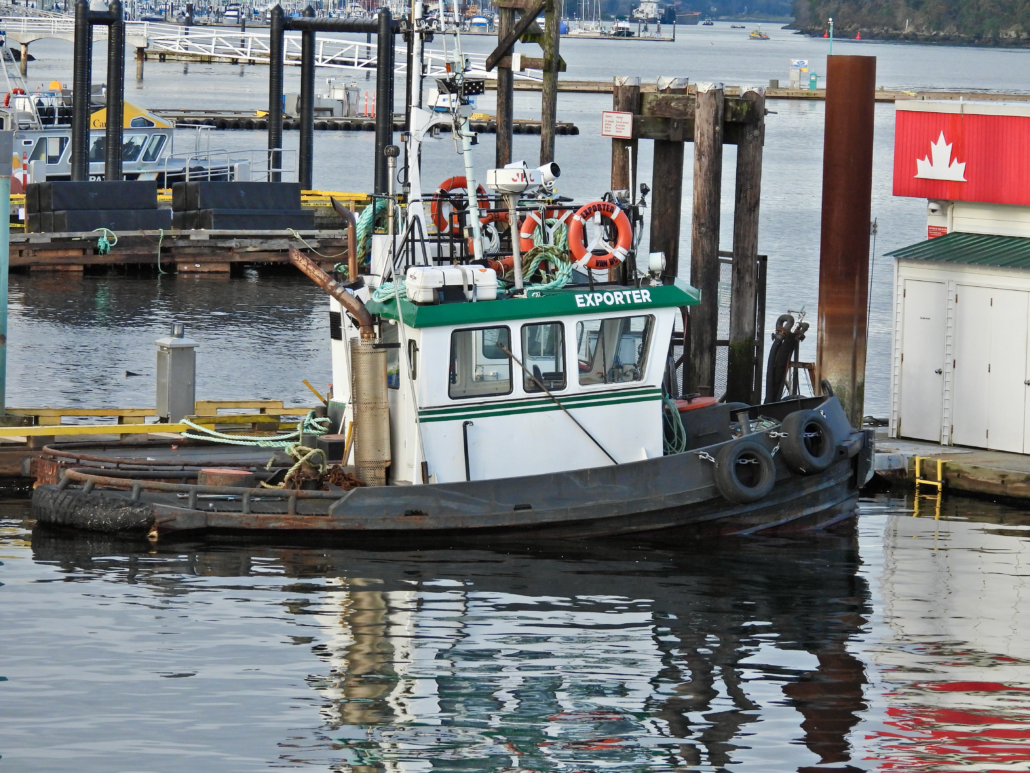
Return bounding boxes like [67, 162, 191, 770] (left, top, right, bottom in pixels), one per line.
[601, 111, 634, 139]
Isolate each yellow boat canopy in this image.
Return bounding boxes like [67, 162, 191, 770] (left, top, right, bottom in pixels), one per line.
[89, 101, 171, 129]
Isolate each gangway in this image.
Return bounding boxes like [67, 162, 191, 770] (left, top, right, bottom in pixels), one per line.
[0, 17, 541, 81]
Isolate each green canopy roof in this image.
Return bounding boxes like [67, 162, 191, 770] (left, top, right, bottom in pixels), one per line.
[887, 232, 1030, 270]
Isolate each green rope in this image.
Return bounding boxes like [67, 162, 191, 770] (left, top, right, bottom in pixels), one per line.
[179, 410, 332, 448]
[662, 394, 688, 455]
[260, 443, 328, 489]
[372, 280, 403, 303]
[529, 216, 569, 251]
[93, 227, 117, 255]
[354, 199, 389, 267]
[523, 245, 573, 297]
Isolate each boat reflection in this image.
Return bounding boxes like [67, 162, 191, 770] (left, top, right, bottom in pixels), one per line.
[31, 526, 871, 770]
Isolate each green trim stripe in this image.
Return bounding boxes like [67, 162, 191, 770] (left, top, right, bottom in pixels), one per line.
[366, 279, 700, 329]
[418, 387, 662, 423]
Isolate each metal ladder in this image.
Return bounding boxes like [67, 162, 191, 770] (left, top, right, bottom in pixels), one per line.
[0, 32, 41, 129]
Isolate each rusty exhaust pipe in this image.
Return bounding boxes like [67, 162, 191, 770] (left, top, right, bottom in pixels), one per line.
[815, 55, 876, 428]
[330, 196, 358, 280]
[288, 247, 375, 340]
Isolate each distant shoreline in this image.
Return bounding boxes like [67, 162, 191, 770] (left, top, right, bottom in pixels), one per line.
[790, 24, 1030, 48]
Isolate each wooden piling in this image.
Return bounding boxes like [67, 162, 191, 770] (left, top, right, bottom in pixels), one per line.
[135, 46, 145, 80]
[726, 86, 765, 404]
[815, 56, 876, 427]
[688, 82, 724, 396]
[539, 0, 560, 165]
[648, 77, 688, 285]
[495, 6, 515, 167]
[610, 76, 640, 282]
[19, 43, 28, 76]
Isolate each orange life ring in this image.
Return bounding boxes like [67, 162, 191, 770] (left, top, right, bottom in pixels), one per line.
[517, 208, 572, 254]
[430, 176, 490, 235]
[568, 201, 633, 271]
[12, 88, 24, 95]
[3, 93, 9, 108]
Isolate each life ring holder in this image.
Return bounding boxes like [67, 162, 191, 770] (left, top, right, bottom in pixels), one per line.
[568, 200, 633, 271]
[430, 176, 498, 236]
[517, 208, 572, 254]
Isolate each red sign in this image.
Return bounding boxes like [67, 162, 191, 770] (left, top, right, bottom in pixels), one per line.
[894, 107, 1030, 206]
[927, 225, 949, 239]
[601, 111, 633, 139]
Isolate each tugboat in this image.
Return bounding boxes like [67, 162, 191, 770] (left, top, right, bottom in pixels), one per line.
[702, 16, 714, 25]
[749, 26, 770, 39]
[31, 1, 872, 543]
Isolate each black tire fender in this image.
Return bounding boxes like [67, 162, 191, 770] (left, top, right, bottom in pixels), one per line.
[778, 409, 837, 475]
[32, 485, 155, 535]
[713, 439, 776, 504]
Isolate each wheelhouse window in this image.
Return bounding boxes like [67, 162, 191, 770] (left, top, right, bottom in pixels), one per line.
[576, 315, 654, 385]
[142, 134, 166, 163]
[29, 136, 67, 164]
[449, 326, 512, 399]
[522, 322, 566, 393]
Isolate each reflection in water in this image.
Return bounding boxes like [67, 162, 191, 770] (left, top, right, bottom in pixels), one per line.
[9, 514, 869, 772]
[866, 498, 1030, 772]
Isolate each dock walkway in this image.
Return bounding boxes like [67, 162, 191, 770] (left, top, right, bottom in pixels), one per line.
[875, 434, 1030, 500]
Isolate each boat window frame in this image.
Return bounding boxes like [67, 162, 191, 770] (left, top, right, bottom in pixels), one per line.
[447, 324, 514, 400]
[520, 320, 567, 393]
[575, 313, 655, 388]
[142, 133, 167, 163]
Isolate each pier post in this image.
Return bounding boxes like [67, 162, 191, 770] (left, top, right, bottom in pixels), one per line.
[19, 43, 28, 76]
[267, 4, 285, 182]
[0, 133, 9, 416]
[687, 82, 724, 396]
[539, 0, 559, 165]
[648, 77, 688, 283]
[299, 5, 316, 190]
[373, 7, 393, 195]
[815, 55, 876, 427]
[135, 46, 145, 80]
[71, 0, 93, 182]
[105, 0, 125, 182]
[726, 86, 765, 404]
[610, 76, 640, 282]
[495, 6, 514, 166]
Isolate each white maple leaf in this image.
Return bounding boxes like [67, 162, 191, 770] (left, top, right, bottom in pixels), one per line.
[915, 131, 966, 182]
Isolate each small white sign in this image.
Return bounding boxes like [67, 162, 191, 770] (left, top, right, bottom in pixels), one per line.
[601, 111, 633, 139]
[790, 59, 809, 68]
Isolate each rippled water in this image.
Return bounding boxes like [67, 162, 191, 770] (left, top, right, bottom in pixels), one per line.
[3, 497, 1030, 771]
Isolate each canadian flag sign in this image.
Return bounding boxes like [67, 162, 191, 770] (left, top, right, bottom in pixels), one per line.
[894, 103, 1030, 206]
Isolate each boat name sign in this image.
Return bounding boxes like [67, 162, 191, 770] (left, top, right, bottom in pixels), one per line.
[574, 289, 652, 307]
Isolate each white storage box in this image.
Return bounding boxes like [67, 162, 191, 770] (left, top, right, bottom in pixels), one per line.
[405, 265, 497, 304]
[405, 266, 445, 304]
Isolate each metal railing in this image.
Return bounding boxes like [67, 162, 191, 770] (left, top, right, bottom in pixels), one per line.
[0, 17, 540, 80]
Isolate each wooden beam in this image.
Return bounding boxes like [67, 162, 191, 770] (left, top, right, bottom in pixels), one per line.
[726, 86, 766, 404]
[485, 0, 548, 72]
[495, 7, 515, 166]
[610, 76, 641, 283]
[648, 77, 688, 288]
[539, 0, 559, 164]
[688, 82, 725, 396]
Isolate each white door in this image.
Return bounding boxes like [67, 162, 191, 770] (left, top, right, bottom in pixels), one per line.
[899, 280, 947, 442]
[952, 285, 992, 447]
[989, 289, 1029, 453]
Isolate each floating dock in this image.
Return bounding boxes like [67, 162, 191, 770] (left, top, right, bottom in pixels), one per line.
[875, 435, 1030, 501]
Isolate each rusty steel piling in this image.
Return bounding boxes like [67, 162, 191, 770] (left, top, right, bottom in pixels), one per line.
[815, 55, 876, 427]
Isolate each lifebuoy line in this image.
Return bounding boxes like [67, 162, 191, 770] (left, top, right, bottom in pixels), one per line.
[4, 87, 24, 108]
[430, 176, 504, 236]
[568, 200, 632, 271]
[517, 208, 572, 254]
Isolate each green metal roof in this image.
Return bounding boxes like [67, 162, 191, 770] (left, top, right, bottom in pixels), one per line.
[367, 278, 700, 329]
[886, 232, 1030, 270]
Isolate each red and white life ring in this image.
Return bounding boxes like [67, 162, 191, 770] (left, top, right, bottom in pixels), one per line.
[517, 208, 572, 254]
[430, 176, 492, 235]
[568, 201, 633, 271]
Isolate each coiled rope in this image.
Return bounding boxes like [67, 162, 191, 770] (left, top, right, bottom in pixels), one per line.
[662, 394, 688, 455]
[93, 227, 117, 255]
[259, 443, 328, 489]
[179, 410, 332, 448]
[522, 245, 573, 296]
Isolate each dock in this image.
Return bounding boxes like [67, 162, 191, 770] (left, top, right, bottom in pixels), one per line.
[874, 435, 1030, 501]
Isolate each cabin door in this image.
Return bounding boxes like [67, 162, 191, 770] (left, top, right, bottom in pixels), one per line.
[987, 289, 1028, 453]
[952, 285, 991, 448]
[899, 279, 947, 442]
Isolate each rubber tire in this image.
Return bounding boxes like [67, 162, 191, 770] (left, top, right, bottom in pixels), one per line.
[779, 409, 836, 475]
[32, 485, 155, 535]
[713, 439, 777, 505]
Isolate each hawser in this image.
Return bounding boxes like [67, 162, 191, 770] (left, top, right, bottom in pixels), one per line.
[31, 0, 873, 542]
